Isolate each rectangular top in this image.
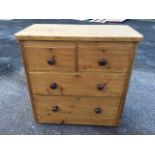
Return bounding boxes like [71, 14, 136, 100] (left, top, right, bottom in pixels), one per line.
[15, 24, 143, 42]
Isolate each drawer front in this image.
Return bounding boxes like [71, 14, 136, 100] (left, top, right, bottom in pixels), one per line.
[23, 44, 76, 72]
[78, 42, 133, 72]
[33, 95, 121, 125]
[29, 72, 126, 97]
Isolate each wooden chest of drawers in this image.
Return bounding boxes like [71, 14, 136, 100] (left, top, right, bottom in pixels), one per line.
[15, 24, 143, 126]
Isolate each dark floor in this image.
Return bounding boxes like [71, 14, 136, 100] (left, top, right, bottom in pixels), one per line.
[0, 19, 155, 135]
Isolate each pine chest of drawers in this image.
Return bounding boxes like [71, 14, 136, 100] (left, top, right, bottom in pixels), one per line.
[15, 24, 143, 126]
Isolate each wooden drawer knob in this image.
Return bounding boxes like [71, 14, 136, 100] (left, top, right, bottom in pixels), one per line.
[47, 57, 56, 65]
[95, 107, 102, 114]
[50, 82, 58, 89]
[97, 84, 105, 91]
[52, 106, 59, 112]
[98, 58, 107, 66]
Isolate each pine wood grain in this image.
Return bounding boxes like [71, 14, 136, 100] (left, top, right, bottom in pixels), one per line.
[23, 46, 76, 72]
[117, 43, 138, 121]
[33, 95, 121, 126]
[15, 24, 143, 126]
[15, 24, 143, 42]
[78, 42, 132, 72]
[29, 72, 127, 97]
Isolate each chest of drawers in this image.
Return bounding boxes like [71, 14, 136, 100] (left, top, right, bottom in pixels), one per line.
[15, 24, 143, 126]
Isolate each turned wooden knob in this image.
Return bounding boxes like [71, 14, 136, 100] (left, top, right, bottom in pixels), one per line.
[97, 84, 105, 91]
[95, 107, 102, 114]
[98, 58, 107, 66]
[50, 82, 58, 89]
[101, 48, 106, 52]
[52, 106, 59, 112]
[47, 57, 56, 65]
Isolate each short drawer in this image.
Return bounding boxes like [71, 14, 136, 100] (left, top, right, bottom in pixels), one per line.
[22, 43, 76, 72]
[29, 72, 127, 97]
[78, 42, 133, 72]
[33, 95, 121, 125]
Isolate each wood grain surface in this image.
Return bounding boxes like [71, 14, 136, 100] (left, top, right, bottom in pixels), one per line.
[78, 42, 133, 72]
[23, 46, 76, 72]
[29, 72, 127, 97]
[15, 24, 143, 41]
[33, 95, 121, 126]
[15, 24, 143, 126]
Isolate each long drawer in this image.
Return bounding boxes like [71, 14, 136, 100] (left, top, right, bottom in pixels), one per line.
[33, 95, 121, 126]
[29, 72, 127, 97]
